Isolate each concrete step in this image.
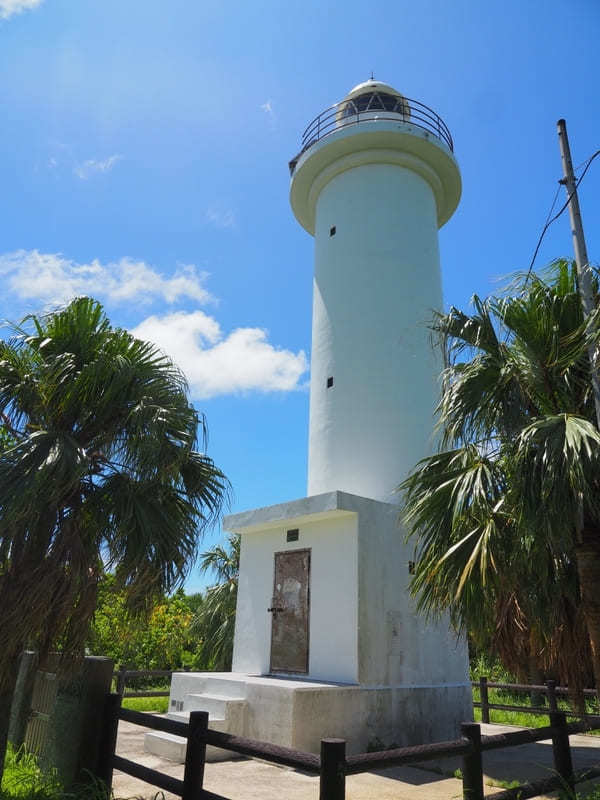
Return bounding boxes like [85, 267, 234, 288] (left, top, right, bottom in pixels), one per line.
[144, 717, 243, 764]
[165, 710, 190, 722]
[144, 730, 186, 762]
[200, 676, 248, 698]
[165, 709, 229, 732]
[165, 710, 222, 724]
[183, 693, 246, 718]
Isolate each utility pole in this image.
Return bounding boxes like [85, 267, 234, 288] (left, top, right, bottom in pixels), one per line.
[557, 118, 600, 428]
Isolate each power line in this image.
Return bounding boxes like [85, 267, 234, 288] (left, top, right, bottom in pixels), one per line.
[574, 156, 592, 173]
[544, 185, 561, 228]
[525, 149, 600, 282]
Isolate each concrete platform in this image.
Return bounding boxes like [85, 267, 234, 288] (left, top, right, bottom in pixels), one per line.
[157, 671, 471, 758]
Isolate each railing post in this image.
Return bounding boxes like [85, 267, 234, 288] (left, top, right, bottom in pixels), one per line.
[319, 738, 346, 800]
[546, 680, 574, 792]
[182, 710, 209, 800]
[116, 668, 127, 696]
[546, 678, 558, 716]
[461, 722, 484, 800]
[96, 692, 121, 794]
[479, 677, 490, 724]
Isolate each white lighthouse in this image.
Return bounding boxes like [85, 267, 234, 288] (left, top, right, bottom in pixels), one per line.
[155, 80, 471, 761]
[292, 79, 461, 502]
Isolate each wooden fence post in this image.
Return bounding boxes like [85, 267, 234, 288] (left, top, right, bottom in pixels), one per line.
[115, 669, 127, 696]
[546, 681, 574, 792]
[182, 710, 209, 800]
[96, 692, 121, 794]
[479, 677, 490, 724]
[461, 722, 484, 800]
[545, 678, 558, 716]
[319, 738, 346, 800]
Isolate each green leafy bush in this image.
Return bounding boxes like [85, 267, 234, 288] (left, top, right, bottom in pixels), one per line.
[87, 577, 196, 671]
[0, 743, 168, 799]
[0, 745, 60, 799]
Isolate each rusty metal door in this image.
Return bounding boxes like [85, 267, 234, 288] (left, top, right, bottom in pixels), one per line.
[269, 549, 310, 674]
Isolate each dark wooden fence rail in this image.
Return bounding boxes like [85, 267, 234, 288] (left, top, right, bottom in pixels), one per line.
[114, 668, 600, 710]
[97, 684, 600, 800]
[345, 713, 600, 800]
[113, 668, 184, 698]
[99, 692, 322, 800]
[474, 676, 600, 724]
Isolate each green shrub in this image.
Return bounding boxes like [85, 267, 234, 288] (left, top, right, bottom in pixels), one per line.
[0, 744, 167, 799]
[0, 745, 60, 799]
[88, 578, 196, 672]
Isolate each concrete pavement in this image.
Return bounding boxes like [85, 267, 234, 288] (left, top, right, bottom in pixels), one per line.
[112, 719, 600, 799]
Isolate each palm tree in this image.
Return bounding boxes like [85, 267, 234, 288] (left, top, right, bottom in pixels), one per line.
[191, 534, 239, 671]
[0, 297, 229, 777]
[400, 261, 600, 693]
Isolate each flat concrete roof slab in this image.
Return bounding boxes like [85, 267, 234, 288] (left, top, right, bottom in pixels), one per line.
[223, 490, 397, 534]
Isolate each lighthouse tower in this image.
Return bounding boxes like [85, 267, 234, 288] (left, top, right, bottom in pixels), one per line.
[158, 81, 471, 761]
[292, 79, 461, 502]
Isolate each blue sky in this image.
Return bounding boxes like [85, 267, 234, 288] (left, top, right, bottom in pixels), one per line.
[1, 0, 599, 591]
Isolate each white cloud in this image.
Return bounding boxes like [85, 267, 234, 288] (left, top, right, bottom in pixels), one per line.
[260, 99, 277, 128]
[205, 206, 236, 229]
[0, 249, 308, 399]
[0, 0, 42, 19]
[131, 311, 308, 400]
[74, 154, 122, 180]
[0, 250, 213, 307]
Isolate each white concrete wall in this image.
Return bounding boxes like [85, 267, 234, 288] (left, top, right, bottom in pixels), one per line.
[307, 162, 444, 502]
[289, 684, 473, 753]
[355, 497, 470, 686]
[232, 513, 359, 683]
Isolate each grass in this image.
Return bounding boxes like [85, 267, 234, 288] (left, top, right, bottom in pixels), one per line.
[0, 744, 167, 800]
[113, 678, 170, 714]
[485, 777, 522, 789]
[470, 654, 600, 733]
[578, 788, 600, 799]
[472, 684, 600, 732]
[0, 692, 169, 798]
[480, 779, 600, 799]
[121, 695, 169, 713]
[0, 745, 113, 799]
[0, 746, 61, 800]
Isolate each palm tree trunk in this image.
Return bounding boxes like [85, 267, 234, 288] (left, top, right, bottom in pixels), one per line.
[0, 654, 21, 782]
[527, 646, 545, 709]
[575, 530, 600, 694]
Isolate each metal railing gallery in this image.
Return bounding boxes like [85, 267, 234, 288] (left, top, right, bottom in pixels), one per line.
[296, 94, 453, 159]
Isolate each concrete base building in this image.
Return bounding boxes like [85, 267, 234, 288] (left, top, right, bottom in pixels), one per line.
[146, 79, 471, 762]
